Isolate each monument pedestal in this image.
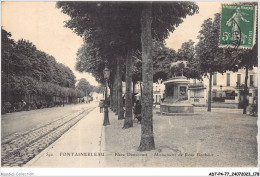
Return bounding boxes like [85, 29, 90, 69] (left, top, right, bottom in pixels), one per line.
[160, 76, 194, 115]
[160, 102, 194, 113]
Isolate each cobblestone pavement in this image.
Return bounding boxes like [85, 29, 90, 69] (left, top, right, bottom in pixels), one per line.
[1, 106, 95, 167]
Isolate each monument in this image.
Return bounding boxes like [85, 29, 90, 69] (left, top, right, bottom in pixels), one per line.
[160, 61, 194, 115]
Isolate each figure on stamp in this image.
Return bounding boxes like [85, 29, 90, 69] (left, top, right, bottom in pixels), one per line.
[226, 7, 250, 44]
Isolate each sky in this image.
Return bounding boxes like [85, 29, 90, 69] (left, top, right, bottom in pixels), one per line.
[2, 1, 223, 86]
[165, 1, 222, 50]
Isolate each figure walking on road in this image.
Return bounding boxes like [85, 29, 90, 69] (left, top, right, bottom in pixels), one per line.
[99, 100, 104, 113]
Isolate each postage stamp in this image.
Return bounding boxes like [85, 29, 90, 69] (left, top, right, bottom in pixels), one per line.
[219, 4, 256, 49]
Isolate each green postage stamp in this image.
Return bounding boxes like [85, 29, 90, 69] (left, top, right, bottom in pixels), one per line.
[219, 4, 256, 49]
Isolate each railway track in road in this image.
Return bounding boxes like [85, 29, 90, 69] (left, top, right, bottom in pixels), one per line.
[1, 106, 95, 167]
[2, 111, 77, 144]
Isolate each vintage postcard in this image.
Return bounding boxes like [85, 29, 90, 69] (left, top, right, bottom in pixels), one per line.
[1, 1, 258, 176]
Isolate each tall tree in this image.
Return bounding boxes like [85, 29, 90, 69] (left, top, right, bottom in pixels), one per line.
[113, 66, 118, 114]
[76, 78, 93, 96]
[1, 28, 15, 103]
[117, 56, 124, 120]
[93, 85, 104, 93]
[76, 41, 107, 84]
[178, 40, 202, 79]
[153, 41, 177, 82]
[123, 42, 134, 128]
[138, 3, 155, 151]
[232, 41, 257, 114]
[1, 28, 80, 104]
[196, 13, 238, 112]
[132, 50, 142, 86]
[231, 2, 258, 114]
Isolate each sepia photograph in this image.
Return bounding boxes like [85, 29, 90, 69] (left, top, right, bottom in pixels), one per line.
[1, 0, 258, 176]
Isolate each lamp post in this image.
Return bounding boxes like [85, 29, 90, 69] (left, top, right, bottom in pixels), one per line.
[103, 67, 110, 126]
[236, 82, 241, 108]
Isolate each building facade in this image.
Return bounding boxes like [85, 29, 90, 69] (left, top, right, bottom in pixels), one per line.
[122, 67, 258, 109]
[162, 67, 258, 108]
[203, 67, 258, 108]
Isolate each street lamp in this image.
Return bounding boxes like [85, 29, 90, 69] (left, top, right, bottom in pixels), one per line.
[103, 67, 110, 126]
[236, 82, 241, 108]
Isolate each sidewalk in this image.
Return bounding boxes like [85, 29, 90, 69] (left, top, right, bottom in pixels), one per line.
[25, 106, 105, 167]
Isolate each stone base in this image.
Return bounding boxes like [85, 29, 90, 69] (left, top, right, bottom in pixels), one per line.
[156, 111, 198, 116]
[160, 102, 194, 115]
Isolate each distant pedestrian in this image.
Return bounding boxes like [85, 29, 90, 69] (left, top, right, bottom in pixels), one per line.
[22, 100, 26, 106]
[99, 100, 104, 113]
[133, 100, 142, 123]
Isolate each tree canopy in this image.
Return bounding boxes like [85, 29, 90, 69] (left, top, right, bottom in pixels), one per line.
[195, 13, 242, 112]
[57, 2, 199, 83]
[152, 41, 178, 82]
[177, 40, 202, 79]
[1, 28, 81, 103]
[195, 13, 238, 76]
[92, 85, 104, 93]
[76, 78, 94, 96]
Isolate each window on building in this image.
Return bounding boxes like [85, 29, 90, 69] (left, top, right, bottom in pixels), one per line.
[227, 73, 230, 86]
[213, 73, 217, 86]
[213, 90, 217, 98]
[237, 74, 241, 86]
[250, 75, 254, 87]
[213, 74, 217, 85]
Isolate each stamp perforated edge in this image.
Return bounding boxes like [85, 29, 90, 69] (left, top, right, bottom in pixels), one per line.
[218, 3, 258, 50]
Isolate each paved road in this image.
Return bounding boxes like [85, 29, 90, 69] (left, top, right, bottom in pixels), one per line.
[1, 102, 97, 138]
[1, 102, 99, 167]
[26, 106, 104, 167]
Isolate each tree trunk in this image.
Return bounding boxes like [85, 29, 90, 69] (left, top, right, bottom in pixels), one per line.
[111, 75, 114, 111]
[140, 82, 143, 98]
[112, 72, 118, 113]
[110, 84, 113, 109]
[133, 81, 136, 96]
[117, 56, 124, 120]
[115, 62, 118, 115]
[123, 44, 133, 128]
[207, 73, 212, 112]
[243, 65, 249, 114]
[138, 3, 155, 151]
[112, 74, 115, 111]
[133, 81, 136, 106]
